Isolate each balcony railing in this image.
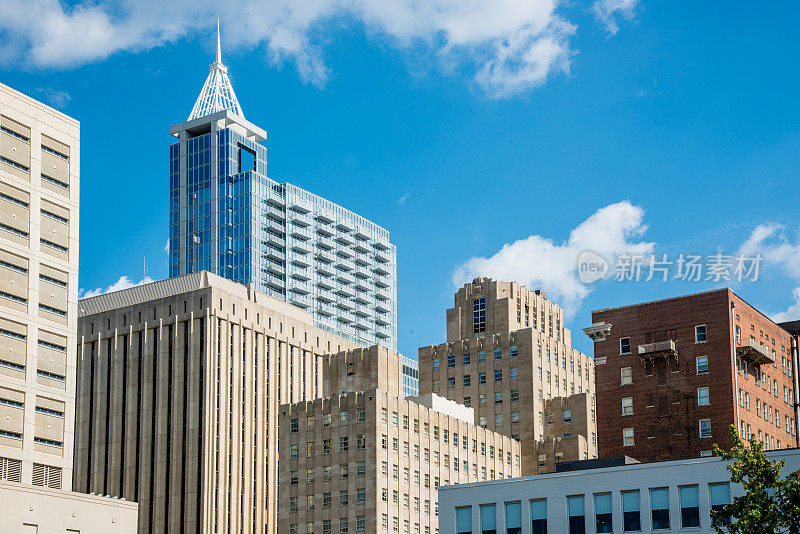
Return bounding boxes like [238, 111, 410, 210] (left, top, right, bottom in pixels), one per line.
[737, 339, 776, 366]
[637, 340, 678, 360]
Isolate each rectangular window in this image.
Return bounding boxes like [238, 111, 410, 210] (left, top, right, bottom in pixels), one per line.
[563, 409, 572, 423]
[697, 387, 710, 406]
[481, 504, 497, 534]
[463, 375, 471, 387]
[622, 397, 633, 416]
[621, 490, 640, 532]
[473, 298, 486, 334]
[447, 355, 456, 368]
[650, 488, 670, 530]
[621, 367, 632, 385]
[530, 499, 547, 534]
[456, 506, 472, 534]
[478, 351, 486, 363]
[696, 356, 709, 374]
[505, 502, 521, 534]
[623, 428, 634, 447]
[567, 495, 585, 534]
[709, 483, 730, 512]
[620, 337, 631, 354]
[510, 389, 519, 402]
[695, 325, 707, 343]
[432, 358, 440, 371]
[679, 485, 700, 528]
[699, 419, 711, 438]
[463, 353, 470, 365]
[510, 367, 519, 380]
[494, 370, 502, 382]
[594, 493, 612, 534]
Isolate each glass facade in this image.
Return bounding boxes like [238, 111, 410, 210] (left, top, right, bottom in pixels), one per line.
[402, 356, 419, 397]
[170, 121, 398, 350]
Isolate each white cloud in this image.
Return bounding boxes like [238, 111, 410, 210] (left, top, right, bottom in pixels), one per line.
[772, 286, 800, 323]
[592, 0, 639, 35]
[0, 0, 636, 98]
[35, 87, 71, 108]
[453, 201, 655, 314]
[81, 275, 155, 298]
[164, 239, 170, 253]
[396, 192, 410, 206]
[738, 223, 800, 277]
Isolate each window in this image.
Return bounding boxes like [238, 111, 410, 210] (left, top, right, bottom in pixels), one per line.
[448, 377, 456, 389]
[481, 504, 497, 534]
[709, 483, 730, 513]
[456, 507, 472, 534]
[696, 356, 709, 374]
[290, 445, 299, 459]
[463, 353, 471, 365]
[479, 372, 486, 385]
[447, 355, 456, 368]
[650, 488, 670, 530]
[494, 348, 502, 360]
[621, 367, 632, 385]
[699, 419, 711, 438]
[464, 396, 472, 407]
[621, 490, 640, 532]
[510, 389, 519, 402]
[567, 496, 585, 534]
[695, 325, 707, 343]
[679, 485, 700, 528]
[620, 337, 631, 354]
[290, 418, 299, 433]
[563, 410, 572, 423]
[357, 517, 365, 532]
[594, 493, 612, 534]
[494, 370, 503, 382]
[530, 499, 547, 534]
[505, 501, 521, 534]
[463, 375, 471, 387]
[510, 367, 519, 380]
[495, 392, 503, 404]
[623, 428, 634, 447]
[432, 358, 440, 371]
[622, 397, 633, 416]
[478, 351, 486, 362]
[239, 145, 256, 172]
[473, 298, 486, 334]
[510, 345, 518, 358]
[698, 387, 710, 406]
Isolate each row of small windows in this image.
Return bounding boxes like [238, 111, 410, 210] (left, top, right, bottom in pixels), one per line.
[455, 483, 730, 534]
[618, 325, 707, 355]
[622, 418, 713, 446]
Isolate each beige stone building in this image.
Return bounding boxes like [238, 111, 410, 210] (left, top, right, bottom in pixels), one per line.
[418, 278, 597, 475]
[0, 81, 79, 491]
[0, 480, 138, 533]
[74, 271, 359, 534]
[278, 346, 520, 534]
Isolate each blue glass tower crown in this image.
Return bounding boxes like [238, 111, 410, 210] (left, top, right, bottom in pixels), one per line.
[169, 110, 397, 350]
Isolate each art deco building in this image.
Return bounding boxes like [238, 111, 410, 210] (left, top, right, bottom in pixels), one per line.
[168, 26, 397, 351]
[278, 346, 520, 534]
[0, 81, 79, 490]
[586, 288, 799, 462]
[418, 278, 597, 475]
[74, 272, 359, 534]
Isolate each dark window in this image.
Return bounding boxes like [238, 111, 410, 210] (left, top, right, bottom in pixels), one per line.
[567, 496, 585, 534]
[650, 488, 670, 530]
[473, 298, 486, 334]
[680, 486, 700, 528]
[530, 499, 546, 534]
[622, 491, 640, 532]
[594, 494, 612, 533]
[481, 504, 497, 534]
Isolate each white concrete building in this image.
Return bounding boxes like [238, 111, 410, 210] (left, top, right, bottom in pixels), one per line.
[439, 449, 800, 534]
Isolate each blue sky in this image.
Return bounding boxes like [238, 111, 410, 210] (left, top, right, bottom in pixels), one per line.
[3, 1, 800, 358]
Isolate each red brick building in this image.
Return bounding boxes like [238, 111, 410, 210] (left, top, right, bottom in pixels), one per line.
[585, 289, 799, 463]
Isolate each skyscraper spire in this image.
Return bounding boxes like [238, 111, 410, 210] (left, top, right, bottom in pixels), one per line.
[188, 20, 244, 121]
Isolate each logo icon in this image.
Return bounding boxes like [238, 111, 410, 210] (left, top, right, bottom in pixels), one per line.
[577, 250, 609, 284]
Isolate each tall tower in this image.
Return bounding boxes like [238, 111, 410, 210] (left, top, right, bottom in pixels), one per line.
[169, 25, 398, 351]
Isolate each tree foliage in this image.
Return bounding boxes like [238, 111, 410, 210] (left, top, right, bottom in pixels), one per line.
[712, 425, 800, 534]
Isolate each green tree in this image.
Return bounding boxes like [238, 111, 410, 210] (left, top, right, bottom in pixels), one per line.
[712, 425, 800, 534]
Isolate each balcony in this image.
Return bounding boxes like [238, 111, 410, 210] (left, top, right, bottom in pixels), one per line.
[266, 247, 285, 262]
[317, 226, 334, 237]
[291, 255, 311, 268]
[375, 285, 392, 301]
[266, 232, 285, 247]
[355, 315, 371, 330]
[374, 263, 391, 276]
[354, 292, 373, 306]
[292, 240, 312, 254]
[290, 281, 312, 294]
[317, 300, 336, 316]
[737, 339, 776, 366]
[337, 271, 355, 285]
[337, 298, 354, 311]
[583, 322, 612, 342]
[291, 199, 312, 213]
[266, 261, 284, 276]
[316, 289, 336, 303]
[266, 220, 285, 234]
[637, 340, 678, 361]
[374, 250, 391, 263]
[315, 249, 335, 263]
[336, 234, 354, 246]
[292, 211, 311, 227]
[267, 203, 285, 221]
[355, 278, 372, 292]
[354, 264, 371, 278]
[291, 225, 311, 241]
[289, 266, 311, 281]
[315, 275, 335, 290]
[338, 310, 356, 324]
[354, 242, 371, 254]
[353, 226, 371, 240]
[336, 285, 356, 298]
[353, 303, 371, 317]
[316, 235, 335, 250]
[315, 209, 335, 224]
[373, 273, 391, 288]
[265, 273, 285, 291]
[376, 323, 392, 339]
[337, 257, 355, 271]
[337, 220, 354, 233]
[290, 293, 311, 308]
[375, 300, 391, 313]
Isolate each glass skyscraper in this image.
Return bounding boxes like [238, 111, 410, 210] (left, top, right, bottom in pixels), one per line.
[168, 30, 397, 350]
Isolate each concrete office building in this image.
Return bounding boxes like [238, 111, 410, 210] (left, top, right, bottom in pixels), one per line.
[74, 272, 359, 534]
[168, 26, 397, 351]
[278, 346, 521, 534]
[0, 81, 79, 490]
[439, 448, 800, 534]
[585, 289, 799, 463]
[418, 278, 597, 475]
